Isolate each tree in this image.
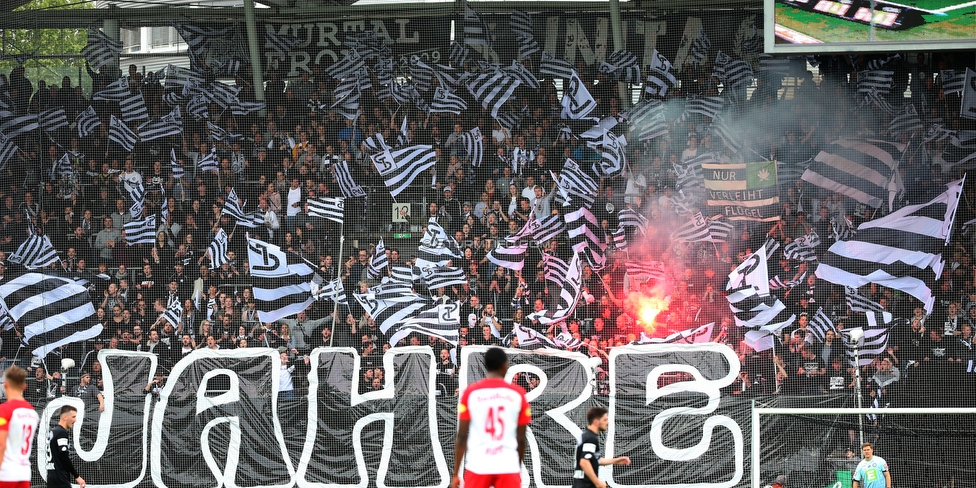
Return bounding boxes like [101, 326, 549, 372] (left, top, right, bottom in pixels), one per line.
[3, 0, 94, 90]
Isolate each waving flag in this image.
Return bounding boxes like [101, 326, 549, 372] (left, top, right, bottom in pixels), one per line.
[703, 160, 780, 222]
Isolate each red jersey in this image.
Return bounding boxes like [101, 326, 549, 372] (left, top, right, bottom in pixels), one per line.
[458, 377, 531, 475]
[0, 399, 38, 482]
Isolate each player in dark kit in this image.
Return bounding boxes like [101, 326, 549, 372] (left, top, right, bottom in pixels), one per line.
[572, 407, 630, 488]
[46, 406, 85, 488]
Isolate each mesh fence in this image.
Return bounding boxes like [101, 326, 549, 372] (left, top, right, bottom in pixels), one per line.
[0, 1, 972, 487]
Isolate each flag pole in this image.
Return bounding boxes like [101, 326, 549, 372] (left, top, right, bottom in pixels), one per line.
[328, 231, 345, 349]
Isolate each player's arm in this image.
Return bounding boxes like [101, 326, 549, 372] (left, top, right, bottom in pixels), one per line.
[516, 424, 527, 464]
[884, 469, 891, 488]
[579, 456, 604, 488]
[450, 418, 470, 488]
[599, 454, 631, 466]
[517, 392, 531, 464]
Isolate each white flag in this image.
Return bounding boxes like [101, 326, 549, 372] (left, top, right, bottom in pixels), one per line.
[960, 68, 976, 120]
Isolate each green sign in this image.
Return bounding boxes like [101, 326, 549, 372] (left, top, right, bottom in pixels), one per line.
[394, 233, 412, 239]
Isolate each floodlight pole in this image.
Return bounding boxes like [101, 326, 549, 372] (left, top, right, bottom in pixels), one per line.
[244, 0, 267, 114]
[608, 0, 630, 108]
[854, 345, 864, 448]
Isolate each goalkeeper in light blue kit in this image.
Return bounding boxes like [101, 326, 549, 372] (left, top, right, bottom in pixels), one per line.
[852, 442, 891, 488]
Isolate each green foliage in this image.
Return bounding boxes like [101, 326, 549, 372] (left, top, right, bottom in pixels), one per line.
[3, 0, 93, 89]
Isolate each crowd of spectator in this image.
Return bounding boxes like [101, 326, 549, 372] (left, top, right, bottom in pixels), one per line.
[1, 49, 975, 413]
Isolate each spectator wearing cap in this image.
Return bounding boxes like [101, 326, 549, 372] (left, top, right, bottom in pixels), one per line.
[441, 186, 462, 226]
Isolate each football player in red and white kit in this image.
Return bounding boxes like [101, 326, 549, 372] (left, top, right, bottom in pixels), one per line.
[451, 348, 531, 488]
[0, 366, 39, 488]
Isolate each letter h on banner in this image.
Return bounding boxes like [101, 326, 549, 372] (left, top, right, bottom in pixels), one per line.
[299, 347, 450, 488]
[606, 344, 744, 488]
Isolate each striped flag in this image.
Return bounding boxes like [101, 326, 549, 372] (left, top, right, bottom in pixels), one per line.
[801, 138, 906, 209]
[0, 133, 17, 170]
[125, 180, 145, 218]
[888, 104, 924, 136]
[208, 228, 229, 270]
[561, 70, 597, 120]
[333, 160, 367, 198]
[237, 210, 266, 229]
[186, 94, 209, 120]
[368, 238, 389, 279]
[509, 9, 534, 39]
[449, 41, 470, 67]
[528, 253, 584, 325]
[592, 131, 627, 178]
[247, 237, 322, 322]
[517, 36, 541, 60]
[307, 197, 344, 223]
[530, 213, 566, 244]
[221, 188, 246, 221]
[670, 212, 713, 242]
[708, 220, 735, 242]
[327, 49, 365, 80]
[371, 145, 437, 197]
[618, 208, 648, 232]
[120, 92, 150, 123]
[723, 60, 754, 90]
[421, 265, 467, 290]
[313, 277, 347, 305]
[138, 106, 183, 141]
[462, 0, 492, 48]
[625, 261, 667, 282]
[645, 49, 676, 98]
[816, 178, 964, 313]
[466, 71, 520, 118]
[417, 219, 462, 268]
[769, 272, 806, 290]
[197, 147, 219, 173]
[161, 298, 182, 328]
[430, 87, 467, 114]
[540, 52, 574, 80]
[807, 308, 837, 343]
[461, 127, 484, 168]
[92, 77, 130, 102]
[0, 270, 103, 357]
[504, 60, 539, 89]
[611, 227, 628, 251]
[388, 301, 461, 347]
[623, 99, 669, 142]
[600, 49, 641, 83]
[690, 30, 711, 66]
[76, 106, 101, 138]
[783, 231, 821, 261]
[362, 133, 390, 155]
[565, 207, 607, 268]
[554, 330, 584, 350]
[107, 115, 138, 152]
[831, 215, 857, 241]
[0, 114, 39, 138]
[941, 69, 966, 95]
[390, 265, 421, 284]
[683, 96, 725, 120]
[541, 253, 570, 283]
[727, 285, 796, 331]
[512, 323, 557, 350]
[10, 234, 59, 269]
[845, 286, 885, 314]
[485, 241, 527, 271]
[39, 108, 68, 132]
[82, 28, 122, 71]
[635, 323, 715, 345]
[170, 148, 185, 181]
[552, 158, 598, 208]
[842, 313, 898, 366]
[51, 154, 74, 181]
[703, 160, 780, 222]
[858, 70, 894, 96]
[124, 216, 156, 245]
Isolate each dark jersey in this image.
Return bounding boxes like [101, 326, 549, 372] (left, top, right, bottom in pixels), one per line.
[572, 429, 601, 488]
[47, 425, 79, 488]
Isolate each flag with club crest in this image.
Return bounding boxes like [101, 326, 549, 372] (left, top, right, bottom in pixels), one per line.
[138, 106, 183, 141]
[561, 70, 598, 120]
[208, 228, 229, 270]
[645, 49, 677, 98]
[107, 115, 138, 152]
[10, 233, 59, 269]
[783, 231, 821, 261]
[461, 127, 484, 168]
[371, 145, 437, 197]
[540, 52, 574, 80]
[307, 197, 344, 224]
[76, 106, 101, 138]
[124, 215, 157, 245]
[368, 238, 389, 279]
[430, 87, 467, 114]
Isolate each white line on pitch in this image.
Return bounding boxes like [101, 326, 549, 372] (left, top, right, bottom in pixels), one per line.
[934, 0, 976, 13]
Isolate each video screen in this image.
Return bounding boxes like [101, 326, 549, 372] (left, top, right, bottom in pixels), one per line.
[765, 0, 976, 53]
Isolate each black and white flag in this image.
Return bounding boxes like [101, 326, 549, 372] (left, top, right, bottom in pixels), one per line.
[82, 28, 123, 71]
[807, 308, 838, 343]
[333, 160, 367, 198]
[0, 133, 17, 171]
[817, 178, 964, 313]
[208, 228, 229, 270]
[10, 234, 59, 270]
[561, 70, 597, 120]
[221, 187, 246, 221]
[76, 106, 101, 138]
[371, 145, 437, 197]
[940, 69, 966, 95]
[430, 87, 467, 114]
[888, 104, 924, 136]
[592, 131, 627, 178]
[138, 106, 183, 141]
[670, 212, 713, 243]
[169, 148, 185, 181]
[485, 241, 527, 271]
[124, 216, 156, 245]
[39, 108, 68, 132]
[801, 138, 905, 209]
[625, 261, 667, 282]
[265, 30, 302, 56]
[388, 302, 461, 348]
[624, 99, 669, 141]
[107, 115, 138, 152]
[552, 158, 598, 208]
[565, 207, 607, 268]
[529, 253, 584, 325]
[466, 71, 520, 118]
[197, 147, 219, 173]
[539, 52, 574, 80]
[449, 40, 470, 67]
[120, 92, 150, 123]
[92, 77, 130, 102]
[307, 197, 344, 224]
[845, 286, 885, 314]
[422, 265, 467, 290]
[162, 298, 183, 329]
[462, 0, 492, 49]
[313, 277, 347, 305]
[368, 238, 389, 279]
[461, 127, 485, 168]
[247, 237, 322, 322]
[0, 114, 38, 139]
[0, 270, 103, 357]
[783, 231, 821, 261]
[645, 49, 677, 98]
[961, 68, 976, 121]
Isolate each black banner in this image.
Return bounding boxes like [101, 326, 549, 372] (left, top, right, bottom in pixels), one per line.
[29, 346, 976, 488]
